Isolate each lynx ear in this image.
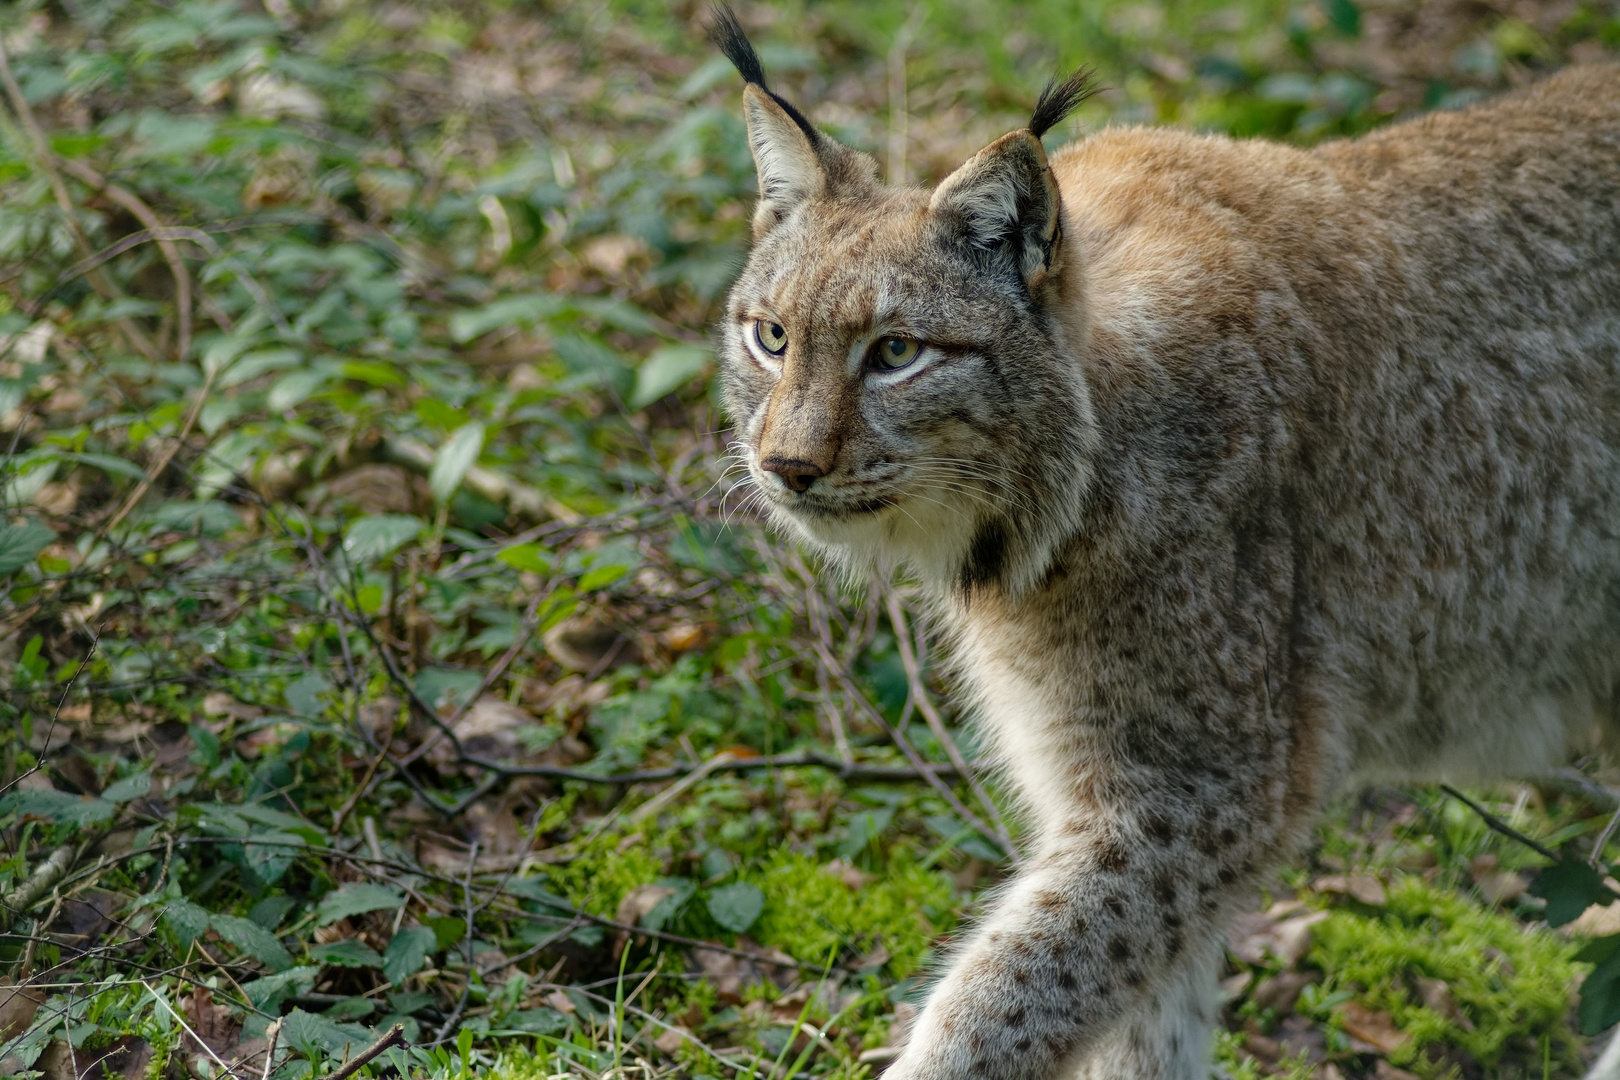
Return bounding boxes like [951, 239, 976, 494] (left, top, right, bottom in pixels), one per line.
[930, 69, 1095, 289]
[742, 84, 827, 235]
[930, 130, 1063, 288]
[709, 4, 829, 236]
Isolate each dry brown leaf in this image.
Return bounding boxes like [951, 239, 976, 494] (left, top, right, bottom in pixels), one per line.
[1375, 1061, 1422, 1080]
[1414, 976, 1474, 1031]
[654, 1024, 691, 1054]
[1337, 1000, 1409, 1055]
[1228, 903, 1330, 966]
[822, 858, 870, 890]
[0, 980, 44, 1041]
[1314, 873, 1387, 906]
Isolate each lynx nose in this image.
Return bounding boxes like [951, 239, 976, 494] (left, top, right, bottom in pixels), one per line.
[762, 457, 827, 493]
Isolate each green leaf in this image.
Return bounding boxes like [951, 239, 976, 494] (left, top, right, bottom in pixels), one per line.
[382, 925, 438, 985]
[309, 939, 384, 968]
[211, 913, 294, 971]
[426, 914, 466, 950]
[162, 898, 211, 946]
[54, 452, 149, 481]
[267, 367, 330, 412]
[1318, 0, 1361, 36]
[0, 788, 117, 827]
[706, 881, 764, 934]
[240, 967, 319, 1012]
[430, 422, 485, 504]
[280, 1007, 375, 1061]
[448, 294, 566, 343]
[578, 564, 629, 592]
[101, 772, 151, 803]
[631, 344, 710, 409]
[501, 1008, 570, 1036]
[343, 514, 423, 563]
[498, 542, 552, 574]
[1578, 933, 1620, 966]
[244, 832, 305, 885]
[315, 883, 405, 926]
[1531, 860, 1608, 927]
[0, 521, 54, 575]
[1582, 948, 1620, 1035]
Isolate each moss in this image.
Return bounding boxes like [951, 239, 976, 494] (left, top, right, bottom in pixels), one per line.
[1308, 875, 1581, 1074]
[745, 849, 956, 976]
[541, 830, 666, 918]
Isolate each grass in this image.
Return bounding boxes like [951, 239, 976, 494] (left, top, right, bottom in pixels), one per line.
[2, 0, 1620, 1077]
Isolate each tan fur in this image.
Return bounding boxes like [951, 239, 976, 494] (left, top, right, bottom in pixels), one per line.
[716, 54, 1620, 1080]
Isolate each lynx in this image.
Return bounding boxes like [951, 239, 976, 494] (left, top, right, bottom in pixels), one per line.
[708, 6, 1620, 1076]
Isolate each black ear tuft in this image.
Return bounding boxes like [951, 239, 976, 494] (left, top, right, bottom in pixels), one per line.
[708, 4, 767, 88]
[1028, 67, 1098, 138]
[708, 3, 821, 143]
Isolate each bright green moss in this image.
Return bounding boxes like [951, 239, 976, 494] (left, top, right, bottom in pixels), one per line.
[541, 831, 666, 918]
[1309, 875, 1581, 1073]
[746, 850, 956, 976]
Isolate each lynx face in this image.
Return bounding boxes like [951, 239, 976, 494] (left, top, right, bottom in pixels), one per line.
[715, 56, 1098, 595]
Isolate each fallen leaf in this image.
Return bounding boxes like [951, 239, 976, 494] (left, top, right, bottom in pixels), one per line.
[1314, 873, 1387, 906]
[0, 979, 44, 1040]
[1414, 976, 1474, 1031]
[822, 858, 870, 890]
[1251, 971, 1311, 1015]
[1375, 1061, 1422, 1080]
[1337, 1000, 1408, 1055]
[615, 883, 677, 927]
[1228, 903, 1329, 967]
[654, 1024, 691, 1054]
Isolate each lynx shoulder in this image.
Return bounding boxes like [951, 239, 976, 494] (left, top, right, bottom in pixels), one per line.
[710, 5, 1620, 1075]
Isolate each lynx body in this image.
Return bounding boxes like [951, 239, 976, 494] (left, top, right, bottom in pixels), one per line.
[710, 8, 1620, 1074]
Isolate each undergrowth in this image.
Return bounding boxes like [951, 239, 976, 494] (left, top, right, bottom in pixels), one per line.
[3, 1, 1620, 1078]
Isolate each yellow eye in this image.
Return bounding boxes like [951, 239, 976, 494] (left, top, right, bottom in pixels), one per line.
[869, 337, 920, 371]
[754, 319, 787, 356]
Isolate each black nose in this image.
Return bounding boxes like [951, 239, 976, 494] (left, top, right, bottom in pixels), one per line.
[762, 457, 828, 493]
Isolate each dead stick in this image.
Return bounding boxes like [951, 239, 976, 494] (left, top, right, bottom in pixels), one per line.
[312, 1024, 407, 1080]
[885, 588, 1019, 859]
[57, 158, 194, 363]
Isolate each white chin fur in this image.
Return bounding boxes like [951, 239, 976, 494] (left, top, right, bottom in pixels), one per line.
[767, 490, 980, 587]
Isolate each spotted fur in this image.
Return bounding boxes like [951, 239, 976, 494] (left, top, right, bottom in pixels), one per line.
[711, 12, 1620, 1077]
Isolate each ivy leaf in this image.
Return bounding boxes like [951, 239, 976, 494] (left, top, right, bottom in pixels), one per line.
[315, 883, 404, 926]
[706, 881, 764, 934]
[1530, 860, 1609, 927]
[0, 521, 54, 575]
[211, 913, 294, 971]
[382, 926, 438, 985]
[430, 422, 485, 504]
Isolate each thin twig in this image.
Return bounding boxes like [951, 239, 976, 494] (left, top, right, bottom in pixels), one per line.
[0, 35, 158, 360]
[884, 588, 1018, 860]
[311, 1024, 407, 1080]
[56, 158, 193, 363]
[1440, 784, 1562, 863]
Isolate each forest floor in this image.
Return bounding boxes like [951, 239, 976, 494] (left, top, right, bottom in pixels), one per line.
[4, 1, 1620, 1078]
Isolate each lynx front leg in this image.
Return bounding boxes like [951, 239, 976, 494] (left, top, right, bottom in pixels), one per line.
[885, 780, 1284, 1080]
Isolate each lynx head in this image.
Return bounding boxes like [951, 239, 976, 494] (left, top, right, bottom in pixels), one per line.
[711, 6, 1099, 598]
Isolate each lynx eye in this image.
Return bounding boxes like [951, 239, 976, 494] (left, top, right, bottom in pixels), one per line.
[754, 319, 788, 356]
[868, 337, 921, 371]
